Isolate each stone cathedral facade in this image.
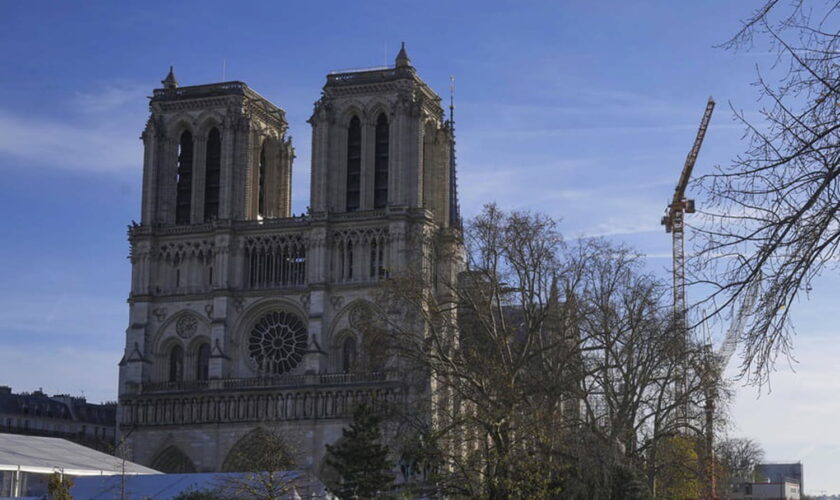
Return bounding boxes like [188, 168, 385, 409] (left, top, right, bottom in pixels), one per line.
[117, 46, 463, 473]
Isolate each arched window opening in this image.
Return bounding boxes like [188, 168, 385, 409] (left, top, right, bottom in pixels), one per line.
[374, 113, 389, 209]
[258, 145, 267, 218]
[346, 116, 361, 211]
[196, 343, 210, 381]
[169, 345, 184, 382]
[342, 337, 357, 373]
[175, 131, 193, 225]
[204, 127, 221, 221]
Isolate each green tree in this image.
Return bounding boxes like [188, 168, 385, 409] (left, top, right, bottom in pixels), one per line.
[325, 403, 395, 499]
[655, 436, 702, 500]
[47, 472, 74, 500]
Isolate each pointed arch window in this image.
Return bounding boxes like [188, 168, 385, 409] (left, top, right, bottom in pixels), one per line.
[204, 127, 221, 221]
[196, 343, 210, 381]
[342, 337, 357, 373]
[346, 116, 361, 211]
[374, 113, 389, 209]
[175, 131, 194, 225]
[258, 145, 267, 218]
[168, 345, 184, 382]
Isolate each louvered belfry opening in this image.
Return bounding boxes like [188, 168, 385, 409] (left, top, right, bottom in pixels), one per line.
[175, 131, 193, 225]
[204, 127, 221, 221]
[258, 145, 267, 218]
[374, 113, 389, 209]
[346, 116, 361, 211]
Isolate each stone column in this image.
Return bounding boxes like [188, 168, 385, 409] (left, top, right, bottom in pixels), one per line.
[360, 120, 373, 210]
[140, 122, 157, 224]
[219, 118, 236, 220]
[192, 135, 207, 223]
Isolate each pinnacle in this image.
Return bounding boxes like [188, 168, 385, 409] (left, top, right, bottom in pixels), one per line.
[395, 42, 411, 68]
[162, 66, 178, 89]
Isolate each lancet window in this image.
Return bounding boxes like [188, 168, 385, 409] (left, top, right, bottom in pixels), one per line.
[333, 228, 388, 283]
[258, 145, 267, 218]
[346, 116, 361, 211]
[244, 234, 307, 289]
[196, 343, 210, 381]
[168, 345, 184, 382]
[342, 337, 357, 373]
[204, 127, 221, 221]
[175, 131, 193, 225]
[374, 113, 389, 209]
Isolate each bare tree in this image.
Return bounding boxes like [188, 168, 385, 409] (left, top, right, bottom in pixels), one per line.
[375, 205, 706, 498]
[715, 437, 765, 487]
[692, 1, 840, 385]
[215, 428, 302, 500]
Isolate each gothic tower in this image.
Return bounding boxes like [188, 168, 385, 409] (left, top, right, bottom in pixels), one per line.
[118, 47, 463, 475]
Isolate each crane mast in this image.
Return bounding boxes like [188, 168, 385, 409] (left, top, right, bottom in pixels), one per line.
[661, 98, 715, 497]
[662, 97, 716, 333]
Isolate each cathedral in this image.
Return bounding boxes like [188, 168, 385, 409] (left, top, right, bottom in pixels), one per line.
[117, 45, 463, 474]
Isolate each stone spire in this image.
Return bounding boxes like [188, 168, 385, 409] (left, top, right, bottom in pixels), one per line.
[162, 66, 178, 89]
[395, 42, 411, 68]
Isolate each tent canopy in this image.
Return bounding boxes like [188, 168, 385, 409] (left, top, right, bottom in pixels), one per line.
[0, 433, 159, 476]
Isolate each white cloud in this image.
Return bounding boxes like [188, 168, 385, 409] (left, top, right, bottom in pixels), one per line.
[0, 83, 147, 174]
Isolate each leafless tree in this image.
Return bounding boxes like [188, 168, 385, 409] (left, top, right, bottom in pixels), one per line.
[375, 205, 707, 498]
[691, 1, 840, 385]
[214, 428, 304, 500]
[715, 437, 765, 487]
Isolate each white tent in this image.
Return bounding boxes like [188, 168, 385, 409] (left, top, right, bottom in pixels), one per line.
[0, 433, 158, 497]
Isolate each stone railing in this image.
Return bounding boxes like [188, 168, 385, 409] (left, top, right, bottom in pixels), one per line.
[326, 66, 416, 86]
[152, 81, 247, 99]
[120, 380, 403, 427]
[138, 372, 392, 394]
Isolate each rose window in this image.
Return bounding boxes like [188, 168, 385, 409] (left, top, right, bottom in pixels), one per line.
[248, 311, 307, 374]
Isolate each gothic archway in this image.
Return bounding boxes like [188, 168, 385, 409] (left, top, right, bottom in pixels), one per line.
[222, 428, 295, 472]
[150, 445, 197, 473]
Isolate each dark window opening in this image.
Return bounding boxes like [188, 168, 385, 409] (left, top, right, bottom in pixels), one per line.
[258, 146, 267, 218]
[346, 116, 361, 211]
[169, 345, 184, 382]
[204, 127, 221, 221]
[196, 343, 210, 381]
[342, 337, 357, 373]
[175, 131, 193, 225]
[374, 113, 389, 209]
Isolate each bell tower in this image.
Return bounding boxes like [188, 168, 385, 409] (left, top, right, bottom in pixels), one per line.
[308, 43, 458, 228]
[140, 67, 294, 225]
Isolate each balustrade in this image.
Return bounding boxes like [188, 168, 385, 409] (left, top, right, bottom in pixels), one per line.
[120, 383, 403, 426]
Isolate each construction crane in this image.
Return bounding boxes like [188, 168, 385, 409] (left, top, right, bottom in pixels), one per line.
[661, 97, 715, 333]
[701, 277, 760, 500]
[661, 97, 715, 496]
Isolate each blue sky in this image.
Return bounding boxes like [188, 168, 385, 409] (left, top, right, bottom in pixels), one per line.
[1, 1, 838, 493]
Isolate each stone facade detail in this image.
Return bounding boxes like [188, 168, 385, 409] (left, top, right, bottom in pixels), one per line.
[118, 48, 464, 474]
